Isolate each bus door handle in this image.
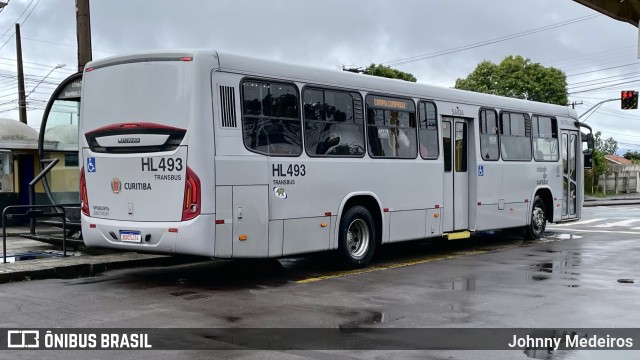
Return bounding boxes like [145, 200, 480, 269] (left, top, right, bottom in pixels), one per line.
[237, 207, 243, 221]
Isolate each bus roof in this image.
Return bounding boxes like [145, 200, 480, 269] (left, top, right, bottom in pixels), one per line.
[86, 49, 578, 119]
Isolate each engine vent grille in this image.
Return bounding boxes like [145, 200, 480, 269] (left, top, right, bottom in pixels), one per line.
[219, 86, 237, 128]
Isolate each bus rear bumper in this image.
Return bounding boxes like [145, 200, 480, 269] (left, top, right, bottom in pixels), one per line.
[81, 214, 215, 257]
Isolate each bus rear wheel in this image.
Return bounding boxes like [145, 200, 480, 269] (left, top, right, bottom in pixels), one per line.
[524, 196, 546, 240]
[337, 206, 377, 269]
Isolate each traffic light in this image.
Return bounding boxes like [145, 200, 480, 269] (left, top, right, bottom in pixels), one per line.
[621, 90, 638, 110]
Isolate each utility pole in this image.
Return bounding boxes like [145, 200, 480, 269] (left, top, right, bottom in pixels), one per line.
[76, 0, 92, 72]
[15, 23, 27, 125]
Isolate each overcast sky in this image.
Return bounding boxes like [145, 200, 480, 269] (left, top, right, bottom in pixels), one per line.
[0, 0, 638, 153]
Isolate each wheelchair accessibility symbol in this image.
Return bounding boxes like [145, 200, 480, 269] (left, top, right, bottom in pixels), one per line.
[478, 165, 484, 176]
[87, 157, 96, 172]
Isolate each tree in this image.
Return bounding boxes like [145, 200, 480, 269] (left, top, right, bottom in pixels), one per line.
[593, 131, 618, 155]
[585, 132, 619, 194]
[623, 150, 640, 160]
[363, 64, 417, 82]
[623, 150, 640, 164]
[454, 55, 568, 106]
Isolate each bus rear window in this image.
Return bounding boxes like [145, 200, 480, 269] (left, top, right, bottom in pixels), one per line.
[81, 60, 192, 131]
[241, 81, 302, 156]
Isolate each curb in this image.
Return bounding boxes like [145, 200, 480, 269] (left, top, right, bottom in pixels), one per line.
[583, 200, 640, 207]
[0, 253, 203, 284]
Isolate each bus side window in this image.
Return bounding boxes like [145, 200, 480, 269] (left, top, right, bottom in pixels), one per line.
[241, 80, 302, 156]
[479, 109, 499, 161]
[365, 95, 417, 159]
[532, 115, 559, 162]
[303, 88, 365, 157]
[418, 101, 439, 159]
[499, 112, 531, 161]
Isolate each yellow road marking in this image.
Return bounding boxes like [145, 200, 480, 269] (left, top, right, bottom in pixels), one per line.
[296, 250, 488, 284]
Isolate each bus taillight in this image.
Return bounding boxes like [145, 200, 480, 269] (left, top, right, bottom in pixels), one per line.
[182, 166, 201, 221]
[80, 167, 89, 216]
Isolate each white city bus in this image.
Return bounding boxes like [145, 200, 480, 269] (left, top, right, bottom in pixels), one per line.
[79, 50, 593, 268]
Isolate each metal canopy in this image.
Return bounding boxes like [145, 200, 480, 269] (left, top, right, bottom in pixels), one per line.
[574, 0, 640, 26]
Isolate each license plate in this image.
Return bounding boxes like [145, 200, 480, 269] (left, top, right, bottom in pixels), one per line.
[120, 230, 142, 243]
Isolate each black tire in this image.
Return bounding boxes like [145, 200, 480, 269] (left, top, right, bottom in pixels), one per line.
[524, 196, 546, 240]
[337, 206, 377, 269]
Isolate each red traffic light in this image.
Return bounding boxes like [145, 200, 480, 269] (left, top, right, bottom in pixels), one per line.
[621, 90, 639, 110]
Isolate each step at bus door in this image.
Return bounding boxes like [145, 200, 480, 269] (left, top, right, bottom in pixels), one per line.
[561, 130, 578, 220]
[442, 117, 469, 232]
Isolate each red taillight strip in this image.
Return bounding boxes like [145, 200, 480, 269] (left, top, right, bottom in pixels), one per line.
[80, 167, 89, 216]
[85, 122, 186, 135]
[182, 166, 201, 221]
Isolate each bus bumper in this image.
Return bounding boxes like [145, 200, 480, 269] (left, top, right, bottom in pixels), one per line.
[81, 213, 215, 257]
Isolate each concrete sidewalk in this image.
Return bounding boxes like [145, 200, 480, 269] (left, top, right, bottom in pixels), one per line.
[0, 226, 202, 284]
[584, 192, 640, 207]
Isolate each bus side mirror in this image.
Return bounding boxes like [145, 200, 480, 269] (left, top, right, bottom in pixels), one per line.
[586, 133, 594, 154]
[584, 153, 592, 169]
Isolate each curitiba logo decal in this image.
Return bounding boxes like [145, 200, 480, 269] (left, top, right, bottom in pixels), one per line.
[273, 187, 287, 199]
[111, 178, 122, 194]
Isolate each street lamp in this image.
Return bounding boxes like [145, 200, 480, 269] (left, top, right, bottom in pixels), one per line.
[25, 63, 66, 98]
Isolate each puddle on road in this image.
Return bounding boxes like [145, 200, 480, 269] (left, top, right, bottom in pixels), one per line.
[617, 279, 634, 284]
[338, 310, 407, 328]
[545, 233, 583, 240]
[2, 251, 69, 263]
[450, 277, 477, 291]
[529, 274, 550, 281]
[527, 251, 582, 287]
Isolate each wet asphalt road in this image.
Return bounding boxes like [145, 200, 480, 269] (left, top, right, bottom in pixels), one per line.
[2, 205, 640, 359]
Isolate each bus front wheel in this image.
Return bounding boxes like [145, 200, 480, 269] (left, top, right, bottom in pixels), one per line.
[524, 196, 546, 240]
[337, 206, 377, 269]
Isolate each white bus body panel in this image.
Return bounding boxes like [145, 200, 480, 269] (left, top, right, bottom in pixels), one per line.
[80, 50, 582, 259]
[80, 52, 218, 255]
[82, 147, 187, 222]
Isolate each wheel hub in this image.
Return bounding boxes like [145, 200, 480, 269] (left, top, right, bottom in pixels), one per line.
[346, 219, 370, 259]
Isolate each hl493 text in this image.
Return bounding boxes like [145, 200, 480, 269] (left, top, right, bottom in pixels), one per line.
[273, 164, 306, 177]
[141, 157, 183, 172]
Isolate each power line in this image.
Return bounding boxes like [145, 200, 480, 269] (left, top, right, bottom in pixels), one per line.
[379, 14, 600, 67]
[19, 36, 119, 55]
[568, 79, 640, 95]
[568, 75, 640, 91]
[0, 0, 37, 52]
[0, 0, 10, 15]
[566, 62, 640, 77]
[568, 71, 640, 87]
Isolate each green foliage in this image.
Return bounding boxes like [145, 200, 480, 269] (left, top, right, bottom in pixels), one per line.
[591, 148, 608, 175]
[363, 64, 417, 82]
[623, 150, 640, 163]
[454, 55, 568, 105]
[593, 131, 618, 155]
[584, 148, 609, 194]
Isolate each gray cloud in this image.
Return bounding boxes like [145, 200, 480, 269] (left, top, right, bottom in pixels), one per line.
[0, 0, 637, 151]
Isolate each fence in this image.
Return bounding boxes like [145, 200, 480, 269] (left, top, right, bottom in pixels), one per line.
[595, 164, 640, 194]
